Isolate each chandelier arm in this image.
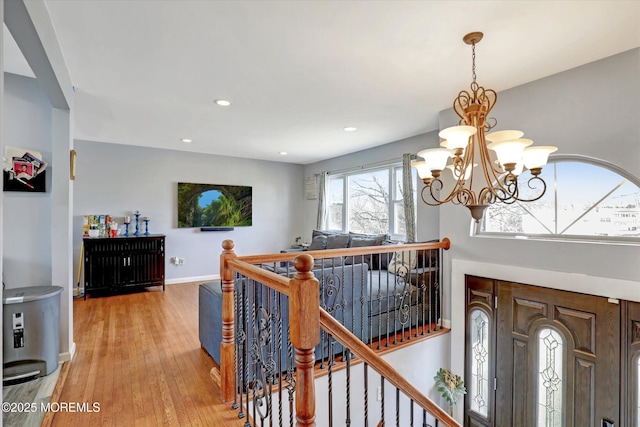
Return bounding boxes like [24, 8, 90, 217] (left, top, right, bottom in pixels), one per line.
[420, 180, 453, 206]
[455, 188, 478, 207]
[429, 178, 464, 205]
[512, 176, 548, 203]
[465, 133, 477, 193]
[477, 187, 496, 206]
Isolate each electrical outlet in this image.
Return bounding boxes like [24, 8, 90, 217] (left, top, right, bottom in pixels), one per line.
[170, 257, 178, 265]
[178, 257, 185, 265]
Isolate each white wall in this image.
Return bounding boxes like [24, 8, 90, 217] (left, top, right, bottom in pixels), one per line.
[2, 73, 52, 288]
[303, 132, 441, 242]
[73, 140, 305, 284]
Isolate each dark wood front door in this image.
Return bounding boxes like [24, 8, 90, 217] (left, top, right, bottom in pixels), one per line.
[495, 281, 620, 426]
[465, 276, 621, 427]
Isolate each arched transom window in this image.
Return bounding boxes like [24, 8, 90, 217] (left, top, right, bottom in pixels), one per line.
[477, 156, 640, 244]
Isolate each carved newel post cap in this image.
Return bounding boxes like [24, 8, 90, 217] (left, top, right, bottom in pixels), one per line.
[294, 254, 314, 274]
[222, 239, 235, 251]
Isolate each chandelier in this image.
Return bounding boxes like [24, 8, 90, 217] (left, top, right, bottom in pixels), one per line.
[413, 32, 557, 223]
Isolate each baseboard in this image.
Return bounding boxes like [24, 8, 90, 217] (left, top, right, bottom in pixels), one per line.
[165, 274, 220, 285]
[59, 341, 76, 363]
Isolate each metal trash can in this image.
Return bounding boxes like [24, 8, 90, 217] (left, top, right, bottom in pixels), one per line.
[3, 286, 63, 384]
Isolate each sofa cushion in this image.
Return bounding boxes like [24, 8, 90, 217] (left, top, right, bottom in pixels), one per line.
[349, 232, 387, 246]
[343, 235, 379, 265]
[308, 235, 327, 251]
[326, 233, 350, 249]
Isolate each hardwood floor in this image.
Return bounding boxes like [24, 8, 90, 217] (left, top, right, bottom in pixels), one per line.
[47, 283, 244, 427]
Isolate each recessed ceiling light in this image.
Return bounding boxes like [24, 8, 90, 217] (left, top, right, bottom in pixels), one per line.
[343, 126, 357, 132]
[180, 138, 192, 143]
[214, 99, 232, 106]
[279, 151, 288, 156]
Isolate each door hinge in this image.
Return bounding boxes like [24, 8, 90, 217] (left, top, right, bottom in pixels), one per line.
[493, 378, 497, 390]
[494, 296, 498, 309]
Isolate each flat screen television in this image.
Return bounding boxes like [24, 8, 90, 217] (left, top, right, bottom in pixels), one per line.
[177, 182, 252, 228]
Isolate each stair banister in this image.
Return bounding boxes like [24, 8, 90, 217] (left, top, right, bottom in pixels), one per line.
[219, 239, 237, 403]
[319, 307, 460, 426]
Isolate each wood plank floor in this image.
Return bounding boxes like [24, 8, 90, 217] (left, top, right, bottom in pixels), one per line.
[47, 283, 244, 427]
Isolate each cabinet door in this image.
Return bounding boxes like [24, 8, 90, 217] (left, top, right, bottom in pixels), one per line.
[84, 241, 125, 290]
[123, 237, 164, 287]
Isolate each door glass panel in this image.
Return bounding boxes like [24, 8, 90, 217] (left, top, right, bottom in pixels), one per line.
[537, 328, 564, 427]
[470, 309, 490, 417]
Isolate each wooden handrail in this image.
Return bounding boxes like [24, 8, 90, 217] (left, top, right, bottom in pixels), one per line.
[227, 258, 291, 296]
[236, 238, 450, 265]
[319, 307, 461, 427]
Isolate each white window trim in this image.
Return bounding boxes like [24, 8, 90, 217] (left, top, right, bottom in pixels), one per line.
[472, 154, 640, 246]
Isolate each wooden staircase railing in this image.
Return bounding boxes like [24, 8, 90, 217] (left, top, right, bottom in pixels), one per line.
[219, 238, 459, 427]
[319, 307, 458, 426]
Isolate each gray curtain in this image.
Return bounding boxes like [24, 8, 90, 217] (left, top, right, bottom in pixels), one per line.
[316, 172, 327, 230]
[402, 154, 416, 242]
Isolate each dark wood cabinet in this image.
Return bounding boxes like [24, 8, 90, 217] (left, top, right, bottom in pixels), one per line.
[83, 235, 165, 298]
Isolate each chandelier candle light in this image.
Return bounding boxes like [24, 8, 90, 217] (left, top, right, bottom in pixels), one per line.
[413, 32, 557, 222]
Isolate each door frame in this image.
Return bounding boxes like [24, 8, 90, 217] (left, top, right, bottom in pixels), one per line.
[450, 259, 639, 422]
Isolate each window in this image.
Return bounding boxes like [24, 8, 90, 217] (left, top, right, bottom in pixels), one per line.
[477, 156, 640, 244]
[537, 328, 565, 427]
[326, 164, 414, 238]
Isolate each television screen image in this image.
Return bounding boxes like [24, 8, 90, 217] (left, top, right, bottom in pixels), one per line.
[177, 182, 252, 228]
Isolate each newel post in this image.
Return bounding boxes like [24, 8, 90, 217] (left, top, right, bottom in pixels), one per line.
[220, 239, 237, 403]
[289, 254, 320, 427]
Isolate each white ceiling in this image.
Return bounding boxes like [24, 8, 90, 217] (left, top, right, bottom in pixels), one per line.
[8, 1, 640, 164]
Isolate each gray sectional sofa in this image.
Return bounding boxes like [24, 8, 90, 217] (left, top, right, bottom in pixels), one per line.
[199, 231, 440, 366]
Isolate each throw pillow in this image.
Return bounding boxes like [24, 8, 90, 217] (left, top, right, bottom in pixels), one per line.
[387, 249, 418, 277]
[326, 233, 350, 249]
[308, 235, 327, 251]
[344, 236, 378, 265]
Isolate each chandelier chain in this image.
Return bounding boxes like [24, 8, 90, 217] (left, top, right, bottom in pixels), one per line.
[471, 41, 476, 84]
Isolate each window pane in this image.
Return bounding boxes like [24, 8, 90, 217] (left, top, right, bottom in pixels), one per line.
[348, 170, 389, 234]
[393, 166, 403, 201]
[328, 177, 344, 231]
[481, 158, 640, 242]
[537, 328, 564, 427]
[470, 309, 490, 417]
[393, 201, 405, 235]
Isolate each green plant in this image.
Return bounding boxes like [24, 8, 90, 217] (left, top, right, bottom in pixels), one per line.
[434, 368, 467, 414]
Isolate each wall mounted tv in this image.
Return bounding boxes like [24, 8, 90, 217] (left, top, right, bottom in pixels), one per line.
[177, 182, 252, 228]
